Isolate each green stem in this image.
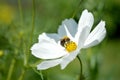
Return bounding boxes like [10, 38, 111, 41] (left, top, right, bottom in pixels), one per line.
[30, 0, 35, 44]
[33, 68, 44, 80]
[7, 58, 16, 80]
[18, 69, 25, 80]
[18, 0, 23, 25]
[72, 0, 83, 18]
[25, 0, 36, 67]
[77, 55, 83, 80]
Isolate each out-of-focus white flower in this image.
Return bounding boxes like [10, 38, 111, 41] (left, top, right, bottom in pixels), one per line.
[31, 9, 106, 70]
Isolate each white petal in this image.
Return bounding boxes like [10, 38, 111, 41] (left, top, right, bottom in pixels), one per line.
[31, 39, 67, 59]
[58, 18, 78, 37]
[38, 33, 51, 42]
[83, 21, 106, 48]
[38, 33, 60, 42]
[64, 25, 74, 40]
[37, 59, 62, 70]
[75, 9, 94, 48]
[46, 33, 60, 42]
[60, 50, 79, 69]
[76, 26, 91, 49]
[78, 9, 94, 32]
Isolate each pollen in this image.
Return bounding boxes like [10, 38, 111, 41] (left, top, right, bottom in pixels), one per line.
[65, 41, 77, 52]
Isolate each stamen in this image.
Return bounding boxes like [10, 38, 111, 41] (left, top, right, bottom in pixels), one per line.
[65, 41, 77, 52]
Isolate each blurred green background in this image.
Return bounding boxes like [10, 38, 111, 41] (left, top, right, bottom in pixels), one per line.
[0, 0, 120, 80]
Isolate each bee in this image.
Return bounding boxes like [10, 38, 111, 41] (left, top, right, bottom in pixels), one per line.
[60, 36, 70, 47]
[60, 36, 77, 52]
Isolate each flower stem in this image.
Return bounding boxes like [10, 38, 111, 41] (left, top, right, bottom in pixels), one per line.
[25, 0, 36, 67]
[33, 68, 44, 80]
[30, 0, 35, 44]
[7, 58, 16, 80]
[77, 55, 83, 80]
[18, 69, 25, 80]
[18, 0, 23, 25]
[72, 0, 83, 18]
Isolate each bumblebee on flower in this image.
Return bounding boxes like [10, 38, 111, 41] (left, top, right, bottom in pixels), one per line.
[60, 36, 77, 52]
[31, 9, 106, 70]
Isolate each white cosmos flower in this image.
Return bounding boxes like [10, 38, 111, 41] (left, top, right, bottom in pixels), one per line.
[31, 9, 106, 70]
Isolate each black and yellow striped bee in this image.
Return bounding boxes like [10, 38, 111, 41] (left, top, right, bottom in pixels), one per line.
[60, 36, 70, 47]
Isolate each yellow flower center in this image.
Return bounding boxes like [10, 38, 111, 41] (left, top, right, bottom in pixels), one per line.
[65, 41, 77, 52]
[60, 36, 77, 52]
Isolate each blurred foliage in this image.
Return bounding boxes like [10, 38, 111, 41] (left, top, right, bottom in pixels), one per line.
[0, 3, 14, 24]
[0, 0, 120, 80]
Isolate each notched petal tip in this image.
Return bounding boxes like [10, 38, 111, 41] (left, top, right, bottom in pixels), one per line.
[38, 32, 47, 42]
[100, 20, 105, 27]
[77, 8, 94, 34]
[98, 20, 106, 35]
[83, 9, 88, 13]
